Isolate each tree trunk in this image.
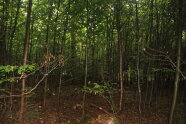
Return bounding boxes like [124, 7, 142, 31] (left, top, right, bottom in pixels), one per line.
[169, 0, 183, 123]
[135, 1, 142, 123]
[61, 0, 70, 54]
[9, 0, 21, 64]
[82, 0, 89, 120]
[116, 0, 124, 112]
[19, 0, 32, 123]
[53, 0, 61, 54]
[43, 0, 53, 108]
[0, 0, 9, 65]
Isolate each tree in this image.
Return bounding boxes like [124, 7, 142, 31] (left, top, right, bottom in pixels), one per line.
[135, 0, 142, 123]
[9, 0, 21, 64]
[0, 0, 9, 65]
[82, 0, 89, 120]
[19, 0, 32, 122]
[0, 0, 186, 123]
[169, 0, 183, 123]
[43, 0, 53, 108]
[115, 0, 124, 112]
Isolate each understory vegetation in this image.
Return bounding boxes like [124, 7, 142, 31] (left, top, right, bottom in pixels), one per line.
[0, 0, 186, 124]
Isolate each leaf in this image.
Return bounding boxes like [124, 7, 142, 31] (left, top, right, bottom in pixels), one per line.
[18, 66, 25, 74]
[18, 69, 23, 74]
[0, 80, 3, 84]
[7, 78, 15, 83]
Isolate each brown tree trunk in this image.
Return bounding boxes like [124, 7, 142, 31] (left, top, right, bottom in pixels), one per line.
[135, 0, 142, 124]
[53, 0, 61, 55]
[43, 0, 53, 108]
[82, 0, 89, 120]
[61, 0, 70, 54]
[0, 0, 9, 65]
[116, 0, 124, 112]
[19, 0, 32, 123]
[9, 0, 21, 64]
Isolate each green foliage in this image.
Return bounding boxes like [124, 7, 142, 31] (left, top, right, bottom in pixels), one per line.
[81, 81, 119, 113]
[0, 64, 36, 84]
[125, 66, 136, 77]
[82, 82, 117, 96]
[0, 65, 17, 74]
[0, 64, 36, 98]
[7, 78, 15, 83]
[18, 64, 36, 74]
[0, 80, 3, 84]
[152, 68, 174, 73]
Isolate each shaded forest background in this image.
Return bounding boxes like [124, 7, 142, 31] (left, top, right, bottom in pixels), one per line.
[0, 0, 186, 124]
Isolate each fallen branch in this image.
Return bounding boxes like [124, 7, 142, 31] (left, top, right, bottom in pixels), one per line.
[90, 103, 112, 116]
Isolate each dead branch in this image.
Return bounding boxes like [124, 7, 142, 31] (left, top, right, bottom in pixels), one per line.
[90, 103, 112, 116]
[144, 47, 186, 80]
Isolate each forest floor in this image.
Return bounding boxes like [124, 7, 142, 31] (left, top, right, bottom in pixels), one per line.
[2, 85, 185, 124]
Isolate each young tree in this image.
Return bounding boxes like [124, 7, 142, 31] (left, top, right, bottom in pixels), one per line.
[135, 0, 142, 123]
[115, 0, 124, 111]
[0, 0, 9, 65]
[9, 0, 21, 64]
[43, 0, 53, 108]
[169, 0, 183, 123]
[19, 0, 32, 122]
[82, 0, 89, 120]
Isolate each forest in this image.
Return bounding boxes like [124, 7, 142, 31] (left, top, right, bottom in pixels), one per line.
[0, 0, 186, 123]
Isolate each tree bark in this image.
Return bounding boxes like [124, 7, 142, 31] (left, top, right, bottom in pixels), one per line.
[53, 0, 60, 54]
[61, 0, 70, 54]
[0, 0, 9, 65]
[19, 0, 32, 122]
[169, 0, 183, 123]
[43, 0, 53, 108]
[135, 1, 142, 124]
[116, 0, 124, 112]
[9, 0, 21, 64]
[82, 0, 89, 120]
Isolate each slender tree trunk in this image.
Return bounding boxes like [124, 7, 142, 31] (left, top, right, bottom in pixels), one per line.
[110, 18, 115, 81]
[43, 0, 53, 108]
[169, 28, 181, 124]
[144, 62, 150, 109]
[19, 0, 32, 123]
[82, 0, 89, 120]
[169, 0, 183, 123]
[53, 0, 60, 54]
[61, 0, 70, 54]
[148, 0, 154, 107]
[9, 0, 21, 64]
[29, 20, 34, 62]
[58, 72, 63, 105]
[70, 17, 77, 82]
[148, 73, 154, 106]
[116, 0, 124, 112]
[0, 0, 9, 65]
[135, 1, 142, 123]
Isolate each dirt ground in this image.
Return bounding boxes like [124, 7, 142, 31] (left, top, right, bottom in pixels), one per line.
[11, 85, 169, 124]
[1, 85, 178, 124]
